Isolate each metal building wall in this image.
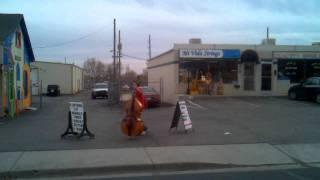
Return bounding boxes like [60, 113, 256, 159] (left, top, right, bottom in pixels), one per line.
[35, 62, 72, 94]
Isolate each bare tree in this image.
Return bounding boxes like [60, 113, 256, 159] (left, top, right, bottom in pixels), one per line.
[83, 59, 142, 89]
[104, 63, 113, 81]
[83, 58, 97, 89]
[95, 61, 105, 82]
[83, 58, 112, 88]
[140, 68, 148, 86]
[83, 58, 97, 77]
[121, 65, 137, 87]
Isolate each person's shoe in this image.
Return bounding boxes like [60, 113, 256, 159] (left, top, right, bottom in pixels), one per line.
[141, 131, 147, 136]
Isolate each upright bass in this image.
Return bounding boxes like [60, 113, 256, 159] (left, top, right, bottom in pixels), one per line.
[120, 88, 145, 136]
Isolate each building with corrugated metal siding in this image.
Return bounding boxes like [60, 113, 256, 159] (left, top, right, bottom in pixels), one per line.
[31, 61, 83, 95]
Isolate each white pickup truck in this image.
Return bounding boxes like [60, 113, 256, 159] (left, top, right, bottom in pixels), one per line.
[91, 82, 109, 99]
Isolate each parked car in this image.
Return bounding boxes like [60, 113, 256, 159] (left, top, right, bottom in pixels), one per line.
[92, 82, 108, 99]
[140, 86, 161, 107]
[122, 84, 130, 91]
[47, 84, 60, 96]
[288, 77, 320, 104]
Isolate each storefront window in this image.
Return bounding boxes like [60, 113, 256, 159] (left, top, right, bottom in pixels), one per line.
[179, 60, 238, 95]
[278, 59, 320, 83]
[306, 60, 320, 77]
[221, 61, 238, 83]
[179, 68, 188, 83]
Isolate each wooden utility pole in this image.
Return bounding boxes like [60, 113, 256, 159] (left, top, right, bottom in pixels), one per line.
[113, 19, 116, 83]
[118, 30, 121, 102]
[148, 34, 151, 60]
[113, 18, 117, 103]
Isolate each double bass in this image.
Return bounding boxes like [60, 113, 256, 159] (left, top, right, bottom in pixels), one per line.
[121, 88, 145, 136]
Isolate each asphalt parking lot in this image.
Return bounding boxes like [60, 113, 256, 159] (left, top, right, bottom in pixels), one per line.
[0, 91, 319, 152]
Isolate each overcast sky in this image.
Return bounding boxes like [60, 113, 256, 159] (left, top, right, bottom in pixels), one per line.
[1, 0, 320, 72]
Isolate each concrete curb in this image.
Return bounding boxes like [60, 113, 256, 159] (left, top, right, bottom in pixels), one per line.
[1, 143, 320, 179]
[0, 162, 296, 179]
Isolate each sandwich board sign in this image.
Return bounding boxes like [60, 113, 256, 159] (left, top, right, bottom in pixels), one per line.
[170, 100, 193, 132]
[61, 102, 95, 138]
[70, 102, 84, 133]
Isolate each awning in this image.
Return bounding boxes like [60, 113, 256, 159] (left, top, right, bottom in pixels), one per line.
[240, 49, 259, 63]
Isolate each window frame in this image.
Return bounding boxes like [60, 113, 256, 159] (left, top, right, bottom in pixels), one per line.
[15, 31, 22, 48]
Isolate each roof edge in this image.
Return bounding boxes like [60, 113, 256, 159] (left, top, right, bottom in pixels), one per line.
[148, 49, 174, 61]
[20, 16, 35, 62]
[33, 60, 83, 70]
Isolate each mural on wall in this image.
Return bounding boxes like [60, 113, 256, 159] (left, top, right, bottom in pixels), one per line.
[23, 64, 31, 108]
[3, 33, 15, 117]
[2, 26, 33, 117]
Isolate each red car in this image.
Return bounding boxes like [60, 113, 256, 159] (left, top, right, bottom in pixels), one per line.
[140, 86, 161, 107]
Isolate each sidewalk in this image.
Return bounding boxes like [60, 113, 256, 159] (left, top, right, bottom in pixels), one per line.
[1, 143, 320, 178]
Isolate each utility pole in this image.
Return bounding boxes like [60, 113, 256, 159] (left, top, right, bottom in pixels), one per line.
[64, 57, 67, 64]
[118, 30, 122, 103]
[113, 19, 117, 81]
[148, 34, 151, 60]
[113, 18, 117, 103]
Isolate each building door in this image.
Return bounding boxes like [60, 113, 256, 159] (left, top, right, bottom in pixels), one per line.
[261, 63, 272, 91]
[244, 63, 255, 90]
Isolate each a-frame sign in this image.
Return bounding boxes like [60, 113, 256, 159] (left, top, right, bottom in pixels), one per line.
[170, 100, 193, 132]
[61, 102, 95, 138]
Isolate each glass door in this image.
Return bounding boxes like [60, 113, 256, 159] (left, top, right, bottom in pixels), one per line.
[261, 64, 272, 91]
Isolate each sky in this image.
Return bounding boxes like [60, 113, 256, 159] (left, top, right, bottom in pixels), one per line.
[1, 0, 320, 73]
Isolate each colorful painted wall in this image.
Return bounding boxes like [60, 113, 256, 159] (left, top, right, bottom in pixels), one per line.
[2, 25, 32, 117]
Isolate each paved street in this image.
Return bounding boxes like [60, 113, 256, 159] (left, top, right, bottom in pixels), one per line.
[0, 91, 319, 152]
[101, 167, 320, 180]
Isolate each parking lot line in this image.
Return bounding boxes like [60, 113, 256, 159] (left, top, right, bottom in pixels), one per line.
[187, 100, 207, 110]
[230, 99, 260, 108]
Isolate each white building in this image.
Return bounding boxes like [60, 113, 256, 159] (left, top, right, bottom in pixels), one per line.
[147, 38, 320, 104]
[31, 61, 84, 95]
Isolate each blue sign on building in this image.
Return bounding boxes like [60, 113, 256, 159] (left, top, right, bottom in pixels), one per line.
[222, 49, 241, 59]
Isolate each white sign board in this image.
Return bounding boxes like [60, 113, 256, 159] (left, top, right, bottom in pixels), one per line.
[178, 101, 193, 130]
[180, 49, 223, 59]
[69, 102, 84, 133]
[273, 52, 320, 59]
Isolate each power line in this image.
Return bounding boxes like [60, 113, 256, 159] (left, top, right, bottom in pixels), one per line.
[36, 53, 146, 62]
[32, 25, 108, 49]
[122, 53, 146, 61]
